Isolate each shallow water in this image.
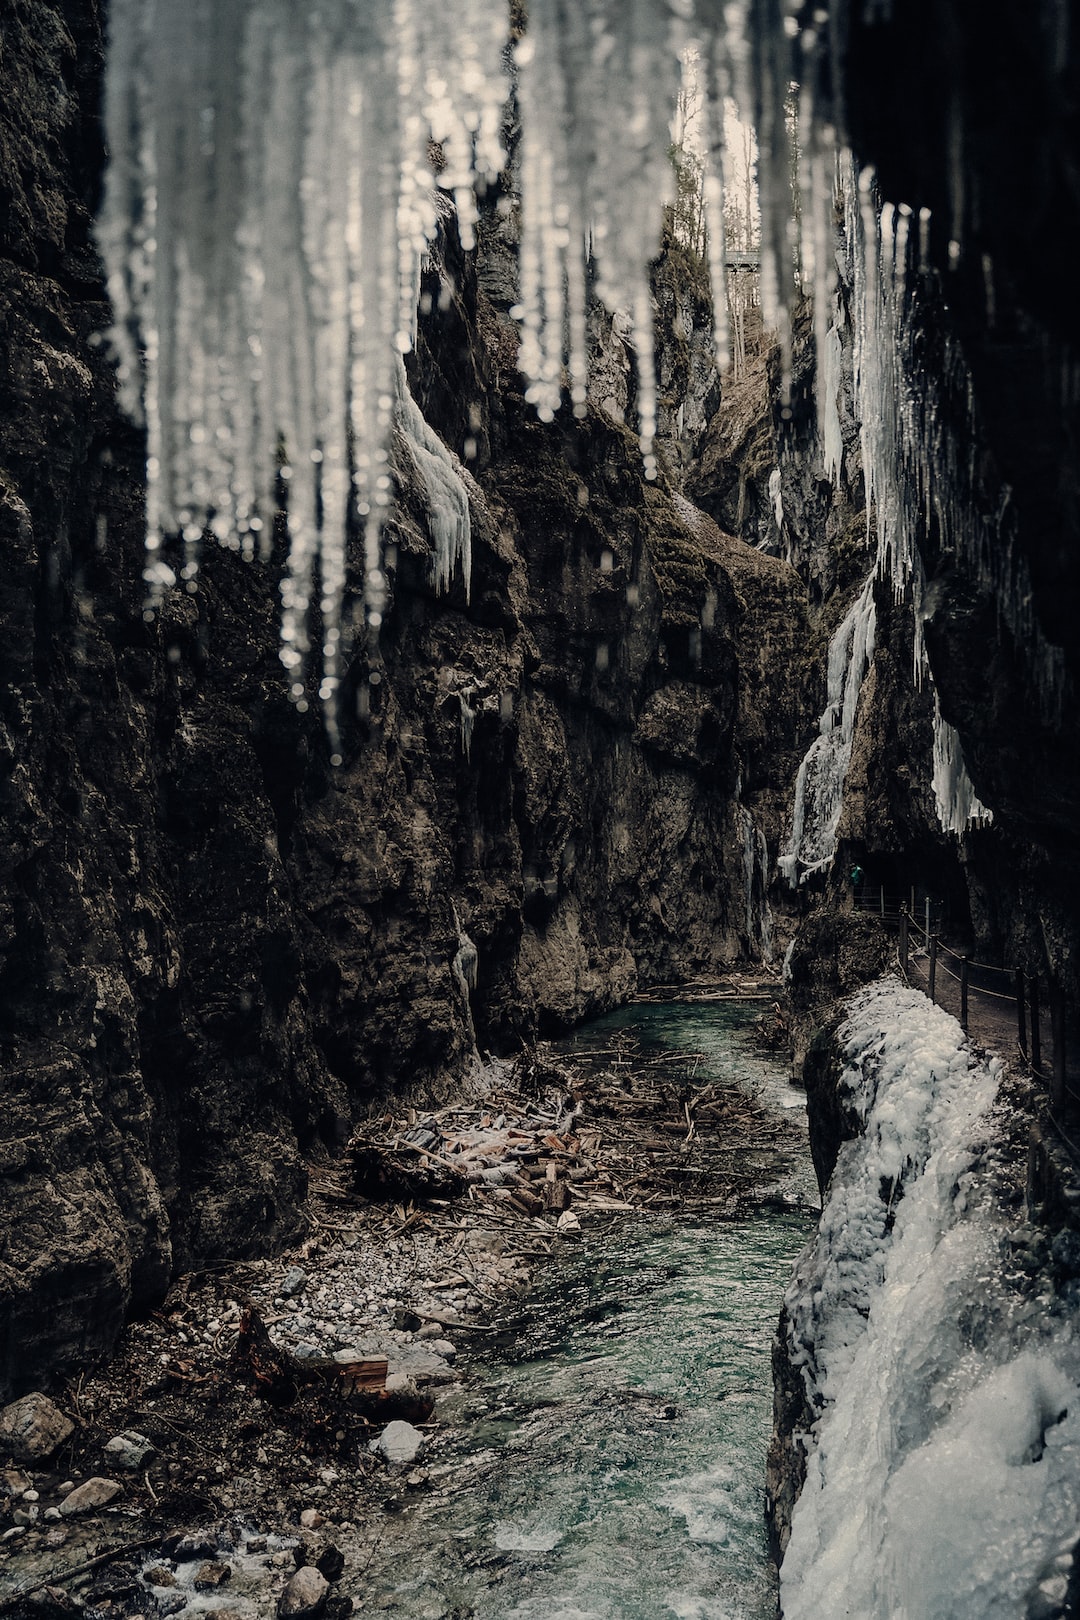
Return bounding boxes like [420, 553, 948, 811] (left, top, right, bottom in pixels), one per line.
[361, 1003, 815, 1620]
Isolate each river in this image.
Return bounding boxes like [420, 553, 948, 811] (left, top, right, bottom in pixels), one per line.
[356, 1001, 817, 1620]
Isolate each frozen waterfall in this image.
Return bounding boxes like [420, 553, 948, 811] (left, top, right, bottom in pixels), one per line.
[778, 573, 877, 887]
[780, 980, 1080, 1619]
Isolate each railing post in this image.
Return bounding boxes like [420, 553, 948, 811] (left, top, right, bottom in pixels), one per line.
[960, 956, 969, 1032]
[1016, 971, 1027, 1059]
[1051, 983, 1066, 1109]
[880, 887, 885, 917]
[899, 907, 909, 978]
[1029, 977, 1042, 1076]
[924, 897, 931, 942]
[929, 934, 938, 1003]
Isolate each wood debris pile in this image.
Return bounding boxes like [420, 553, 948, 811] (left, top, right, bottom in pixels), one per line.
[345, 1027, 801, 1224]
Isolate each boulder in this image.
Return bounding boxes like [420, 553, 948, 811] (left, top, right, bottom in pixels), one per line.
[278, 1565, 329, 1618]
[0, 1394, 74, 1462]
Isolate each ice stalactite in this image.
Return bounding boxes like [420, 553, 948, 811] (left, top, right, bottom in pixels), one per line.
[838, 154, 1066, 712]
[819, 312, 844, 488]
[394, 359, 472, 604]
[779, 572, 877, 887]
[97, 0, 847, 695]
[738, 803, 774, 961]
[98, 0, 506, 721]
[932, 694, 993, 835]
[780, 980, 1080, 1620]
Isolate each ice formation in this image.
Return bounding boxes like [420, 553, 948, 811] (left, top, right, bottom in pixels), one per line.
[781, 979, 1080, 1619]
[394, 359, 472, 603]
[99, 0, 507, 713]
[738, 803, 774, 962]
[779, 572, 877, 886]
[932, 692, 993, 835]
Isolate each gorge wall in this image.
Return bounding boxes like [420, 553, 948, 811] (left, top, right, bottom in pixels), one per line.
[0, 0, 818, 1397]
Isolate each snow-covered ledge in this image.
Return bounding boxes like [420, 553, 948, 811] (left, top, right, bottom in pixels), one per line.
[777, 979, 1080, 1619]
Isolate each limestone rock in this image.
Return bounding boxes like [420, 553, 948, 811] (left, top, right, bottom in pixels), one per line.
[278, 1565, 330, 1618]
[0, 1394, 74, 1462]
[57, 1477, 121, 1516]
[376, 1420, 426, 1466]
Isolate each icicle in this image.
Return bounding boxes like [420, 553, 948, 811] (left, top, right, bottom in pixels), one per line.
[779, 571, 877, 886]
[394, 360, 472, 603]
[932, 692, 993, 834]
[98, 0, 506, 712]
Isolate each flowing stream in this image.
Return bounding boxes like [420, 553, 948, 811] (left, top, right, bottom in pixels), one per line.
[359, 1002, 816, 1620]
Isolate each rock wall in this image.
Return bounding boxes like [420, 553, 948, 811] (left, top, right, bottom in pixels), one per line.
[0, 1, 816, 1397]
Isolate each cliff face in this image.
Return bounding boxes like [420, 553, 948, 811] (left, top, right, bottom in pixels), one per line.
[0, 2, 816, 1397]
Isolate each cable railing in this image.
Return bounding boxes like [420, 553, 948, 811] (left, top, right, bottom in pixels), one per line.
[851, 885, 1079, 1123]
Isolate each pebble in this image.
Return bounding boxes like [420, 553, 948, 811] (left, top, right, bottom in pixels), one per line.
[299, 1508, 326, 1530]
[43, 1507, 62, 1523]
[0, 1393, 75, 1462]
[281, 1267, 308, 1298]
[58, 1477, 122, 1516]
[145, 1566, 177, 1587]
[429, 1338, 456, 1362]
[278, 1565, 330, 1618]
[2, 1526, 26, 1542]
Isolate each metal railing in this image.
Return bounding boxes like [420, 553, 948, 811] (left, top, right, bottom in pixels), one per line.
[850, 885, 1078, 1121]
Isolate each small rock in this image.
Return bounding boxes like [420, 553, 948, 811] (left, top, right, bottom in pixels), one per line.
[23, 1489, 39, 1502]
[429, 1338, 456, 1362]
[0, 1394, 75, 1462]
[278, 1565, 329, 1618]
[556, 1210, 582, 1237]
[2, 1525, 26, 1542]
[43, 1507, 61, 1523]
[58, 1477, 122, 1517]
[13, 1505, 38, 1526]
[43, 1528, 69, 1549]
[245, 1536, 268, 1554]
[299, 1508, 326, 1530]
[1, 1469, 32, 1497]
[144, 1566, 177, 1587]
[376, 1421, 426, 1466]
[193, 1560, 231, 1590]
[393, 1308, 422, 1332]
[281, 1267, 308, 1298]
[104, 1431, 156, 1471]
[56, 1481, 74, 1495]
[416, 1322, 443, 1340]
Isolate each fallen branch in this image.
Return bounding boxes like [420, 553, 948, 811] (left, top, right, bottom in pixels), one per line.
[0, 1538, 159, 1611]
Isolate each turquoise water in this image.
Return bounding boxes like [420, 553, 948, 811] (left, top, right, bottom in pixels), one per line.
[363, 1004, 815, 1620]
